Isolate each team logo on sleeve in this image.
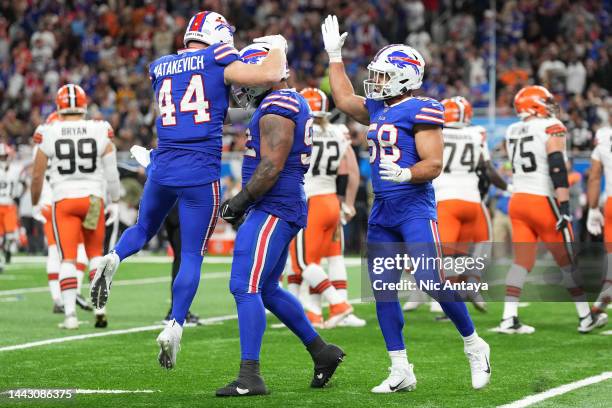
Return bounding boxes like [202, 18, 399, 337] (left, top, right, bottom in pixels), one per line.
[386, 51, 421, 74]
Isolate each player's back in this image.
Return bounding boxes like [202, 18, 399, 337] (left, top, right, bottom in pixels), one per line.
[35, 119, 113, 202]
[304, 123, 350, 198]
[505, 117, 567, 197]
[0, 161, 24, 205]
[433, 125, 483, 203]
[243, 89, 312, 227]
[148, 43, 239, 186]
[593, 127, 612, 197]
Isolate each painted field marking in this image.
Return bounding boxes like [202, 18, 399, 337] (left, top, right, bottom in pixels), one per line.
[498, 371, 612, 408]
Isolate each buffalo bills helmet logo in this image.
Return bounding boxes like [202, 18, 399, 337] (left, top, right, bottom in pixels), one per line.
[241, 48, 268, 64]
[386, 51, 421, 74]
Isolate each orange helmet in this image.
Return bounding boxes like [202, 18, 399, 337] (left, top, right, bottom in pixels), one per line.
[45, 111, 60, 124]
[514, 85, 556, 119]
[56, 84, 87, 115]
[300, 87, 329, 117]
[441, 96, 473, 127]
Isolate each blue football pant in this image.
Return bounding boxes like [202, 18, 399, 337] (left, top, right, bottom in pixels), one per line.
[229, 209, 318, 361]
[367, 218, 475, 351]
[113, 178, 220, 325]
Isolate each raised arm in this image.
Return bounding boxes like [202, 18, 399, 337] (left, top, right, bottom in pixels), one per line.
[379, 124, 443, 184]
[220, 114, 294, 225]
[224, 35, 287, 87]
[322, 15, 369, 125]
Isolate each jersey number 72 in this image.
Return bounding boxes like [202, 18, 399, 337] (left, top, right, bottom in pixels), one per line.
[157, 75, 211, 126]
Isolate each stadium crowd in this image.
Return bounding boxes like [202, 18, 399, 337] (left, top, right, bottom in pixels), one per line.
[0, 0, 610, 253]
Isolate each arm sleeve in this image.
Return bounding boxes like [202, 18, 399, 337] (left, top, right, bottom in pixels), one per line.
[544, 120, 567, 137]
[212, 43, 240, 66]
[413, 99, 445, 126]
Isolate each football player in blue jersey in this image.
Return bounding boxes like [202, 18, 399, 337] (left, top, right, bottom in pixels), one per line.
[322, 15, 491, 393]
[215, 43, 345, 397]
[90, 11, 290, 369]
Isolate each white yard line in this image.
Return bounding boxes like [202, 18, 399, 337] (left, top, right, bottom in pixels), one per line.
[498, 372, 612, 408]
[602, 330, 612, 335]
[75, 389, 158, 394]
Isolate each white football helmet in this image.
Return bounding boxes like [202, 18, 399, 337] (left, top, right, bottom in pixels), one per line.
[231, 43, 290, 109]
[364, 44, 425, 100]
[183, 11, 234, 47]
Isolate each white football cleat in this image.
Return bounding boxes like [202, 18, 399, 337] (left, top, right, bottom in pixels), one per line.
[371, 365, 417, 393]
[337, 313, 366, 327]
[490, 316, 535, 334]
[430, 301, 443, 313]
[90, 251, 120, 309]
[58, 313, 79, 330]
[578, 314, 598, 333]
[464, 337, 491, 389]
[402, 301, 423, 312]
[594, 312, 608, 328]
[156, 319, 183, 369]
[466, 291, 487, 313]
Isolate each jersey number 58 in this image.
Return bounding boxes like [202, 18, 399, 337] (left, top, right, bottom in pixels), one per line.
[368, 124, 400, 163]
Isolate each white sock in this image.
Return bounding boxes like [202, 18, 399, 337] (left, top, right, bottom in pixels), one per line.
[503, 264, 528, 320]
[462, 331, 480, 348]
[327, 256, 348, 301]
[307, 292, 323, 315]
[389, 349, 409, 368]
[46, 245, 62, 305]
[59, 262, 78, 316]
[503, 301, 519, 321]
[303, 263, 343, 305]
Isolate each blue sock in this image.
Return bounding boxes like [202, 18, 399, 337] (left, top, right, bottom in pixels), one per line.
[170, 252, 203, 325]
[375, 301, 405, 351]
[262, 285, 318, 345]
[233, 292, 266, 361]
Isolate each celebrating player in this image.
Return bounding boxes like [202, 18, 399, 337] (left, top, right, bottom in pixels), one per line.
[90, 11, 289, 369]
[217, 43, 345, 397]
[493, 85, 597, 334]
[585, 124, 611, 328]
[322, 15, 490, 392]
[30, 84, 120, 330]
[287, 87, 365, 328]
[0, 143, 25, 272]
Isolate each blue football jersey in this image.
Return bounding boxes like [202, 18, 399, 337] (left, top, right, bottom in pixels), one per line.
[365, 96, 444, 226]
[242, 89, 313, 227]
[147, 43, 239, 186]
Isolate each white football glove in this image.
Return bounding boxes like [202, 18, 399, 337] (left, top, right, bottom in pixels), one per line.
[587, 207, 604, 236]
[32, 205, 47, 224]
[379, 158, 412, 183]
[506, 184, 514, 194]
[254, 34, 287, 53]
[340, 202, 356, 225]
[130, 145, 151, 168]
[321, 15, 347, 63]
[105, 202, 120, 226]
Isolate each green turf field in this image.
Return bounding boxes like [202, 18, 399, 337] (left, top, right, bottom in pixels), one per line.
[0, 258, 610, 407]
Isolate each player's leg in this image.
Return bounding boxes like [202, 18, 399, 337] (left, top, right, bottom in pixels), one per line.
[0, 208, 5, 271]
[42, 205, 62, 312]
[465, 202, 493, 311]
[494, 193, 538, 334]
[541, 197, 595, 332]
[3, 204, 19, 264]
[592, 198, 612, 326]
[52, 199, 83, 329]
[157, 180, 219, 370]
[402, 218, 490, 390]
[289, 230, 323, 326]
[75, 239, 92, 312]
[91, 178, 178, 309]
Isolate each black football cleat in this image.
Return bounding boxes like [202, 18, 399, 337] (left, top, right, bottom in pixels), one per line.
[216, 378, 269, 397]
[52, 304, 64, 314]
[95, 313, 108, 328]
[310, 343, 345, 388]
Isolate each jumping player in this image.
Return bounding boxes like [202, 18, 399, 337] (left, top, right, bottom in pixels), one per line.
[493, 85, 597, 334]
[90, 11, 289, 369]
[287, 87, 364, 328]
[322, 15, 490, 392]
[31, 84, 120, 330]
[216, 43, 344, 397]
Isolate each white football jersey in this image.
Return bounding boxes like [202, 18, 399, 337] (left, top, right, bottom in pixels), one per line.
[505, 117, 567, 197]
[591, 126, 612, 197]
[433, 125, 485, 203]
[0, 162, 25, 205]
[304, 123, 351, 198]
[35, 120, 113, 202]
